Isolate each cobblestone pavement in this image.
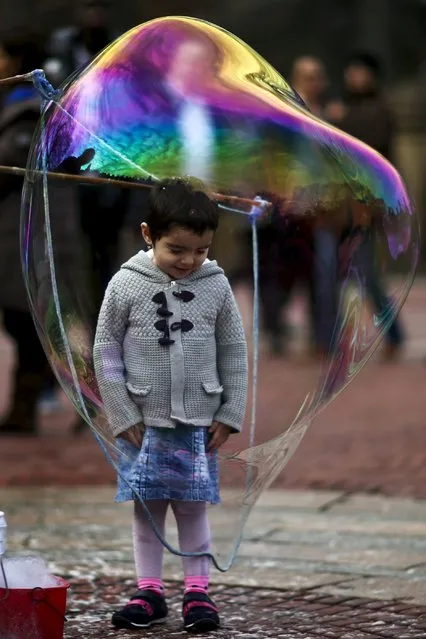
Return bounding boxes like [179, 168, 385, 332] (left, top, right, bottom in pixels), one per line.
[2, 486, 426, 638]
[64, 578, 426, 639]
[0, 280, 425, 496]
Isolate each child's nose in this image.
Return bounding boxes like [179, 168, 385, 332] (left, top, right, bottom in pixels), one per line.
[180, 255, 194, 267]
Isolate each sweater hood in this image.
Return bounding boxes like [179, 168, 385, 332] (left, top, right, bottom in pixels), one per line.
[121, 249, 224, 283]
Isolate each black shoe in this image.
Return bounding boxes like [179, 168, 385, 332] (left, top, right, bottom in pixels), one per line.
[183, 591, 220, 633]
[112, 589, 168, 629]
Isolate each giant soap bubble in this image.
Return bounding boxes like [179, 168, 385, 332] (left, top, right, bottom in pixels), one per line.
[21, 17, 417, 569]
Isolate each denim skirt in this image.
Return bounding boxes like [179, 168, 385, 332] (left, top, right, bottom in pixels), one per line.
[115, 424, 220, 504]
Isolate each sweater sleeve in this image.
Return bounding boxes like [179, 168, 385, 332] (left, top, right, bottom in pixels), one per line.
[93, 275, 142, 437]
[214, 281, 248, 432]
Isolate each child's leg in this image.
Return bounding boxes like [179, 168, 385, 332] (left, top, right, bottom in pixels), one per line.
[171, 500, 211, 593]
[172, 501, 220, 631]
[112, 500, 170, 629]
[133, 499, 169, 594]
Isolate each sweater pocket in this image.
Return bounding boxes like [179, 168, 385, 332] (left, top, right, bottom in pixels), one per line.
[126, 382, 152, 397]
[202, 382, 224, 395]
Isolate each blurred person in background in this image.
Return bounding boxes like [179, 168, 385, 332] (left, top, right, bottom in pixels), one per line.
[0, 32, 51, 435]
[291, 55, 330, 118]
[328, 52, 404, 359]
[44, 0, 128, 321]
[257, 55, 338, 358]
[44, 0, 116, 85]
[327, 52, 394, 158]
[0, 32, 82, 435]
[44, 0, 131, 427]
[291, 55, 336, 358]
[250, 56, 332, 358]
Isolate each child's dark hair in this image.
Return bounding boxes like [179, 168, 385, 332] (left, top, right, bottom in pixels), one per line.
[147, 178, 219, 243]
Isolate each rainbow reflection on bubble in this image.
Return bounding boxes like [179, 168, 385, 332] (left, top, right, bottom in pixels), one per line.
[43, 18, 411, 219]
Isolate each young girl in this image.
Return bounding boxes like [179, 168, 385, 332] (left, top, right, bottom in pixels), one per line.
[93, 178, 248, 633]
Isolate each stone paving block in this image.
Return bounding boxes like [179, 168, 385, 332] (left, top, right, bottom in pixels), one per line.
[0, 485, 117, 505]
[260, 528, 426, 551]
[253, 489, 342, 510]
[226, 558, 407, 580]
[329, 494, 426, 521]
[0, 504, 43, 526]
[237, 541, 426, 571]
[312, 576, 426, 605]
[43, 504, 132, 527]
[268, 513, 426, 538]
[207, 568, 352, 590]
[405, 564, 426, 577]
[8, 525, 133, 551]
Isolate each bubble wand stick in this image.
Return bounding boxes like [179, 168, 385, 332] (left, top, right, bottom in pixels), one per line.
[0, 163, 269, 211]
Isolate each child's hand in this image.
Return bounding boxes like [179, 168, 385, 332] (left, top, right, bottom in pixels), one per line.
[117, 423, 145, 448]
[208, 421, 232, 451]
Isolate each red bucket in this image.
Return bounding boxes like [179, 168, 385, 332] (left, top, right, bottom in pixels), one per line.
[0, 576, 70, 639]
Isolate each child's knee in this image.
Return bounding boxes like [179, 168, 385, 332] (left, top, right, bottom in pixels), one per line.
[172, 500, 206, 518]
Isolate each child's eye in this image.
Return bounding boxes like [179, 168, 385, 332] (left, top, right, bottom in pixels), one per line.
[170, 248, 181, 255]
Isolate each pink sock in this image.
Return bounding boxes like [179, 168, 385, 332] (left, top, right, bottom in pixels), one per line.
[184, 576, 209, 594]
[137, 578, 164, 595]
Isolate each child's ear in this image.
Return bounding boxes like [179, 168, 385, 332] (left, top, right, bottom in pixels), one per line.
[141, 223, 153, 247]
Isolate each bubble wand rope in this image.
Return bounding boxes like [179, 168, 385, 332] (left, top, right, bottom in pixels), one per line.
[20, 68, 260, 572]
[226, 203, 261, 562]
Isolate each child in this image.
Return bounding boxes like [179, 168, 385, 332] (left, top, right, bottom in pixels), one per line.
[93, 178, 248, 633]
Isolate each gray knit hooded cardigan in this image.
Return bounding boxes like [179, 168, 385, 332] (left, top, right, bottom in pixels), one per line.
[93, 250, 248, 437]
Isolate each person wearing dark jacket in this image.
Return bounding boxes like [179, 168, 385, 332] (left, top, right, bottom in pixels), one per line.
[328, 52, 394, 159]
[327, 52, 404, 359]
[44, 0, 115, 85]
[0, 33, 83, 434]
[0, 34, 51, 435]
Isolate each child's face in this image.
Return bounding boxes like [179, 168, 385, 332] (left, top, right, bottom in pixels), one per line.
[141, 224, 214, 280]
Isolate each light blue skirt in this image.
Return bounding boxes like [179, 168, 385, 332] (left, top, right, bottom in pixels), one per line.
[115, 424, 220, 504]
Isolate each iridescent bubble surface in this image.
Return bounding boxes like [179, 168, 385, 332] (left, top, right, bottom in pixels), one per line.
[21, 16, 418, 569]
